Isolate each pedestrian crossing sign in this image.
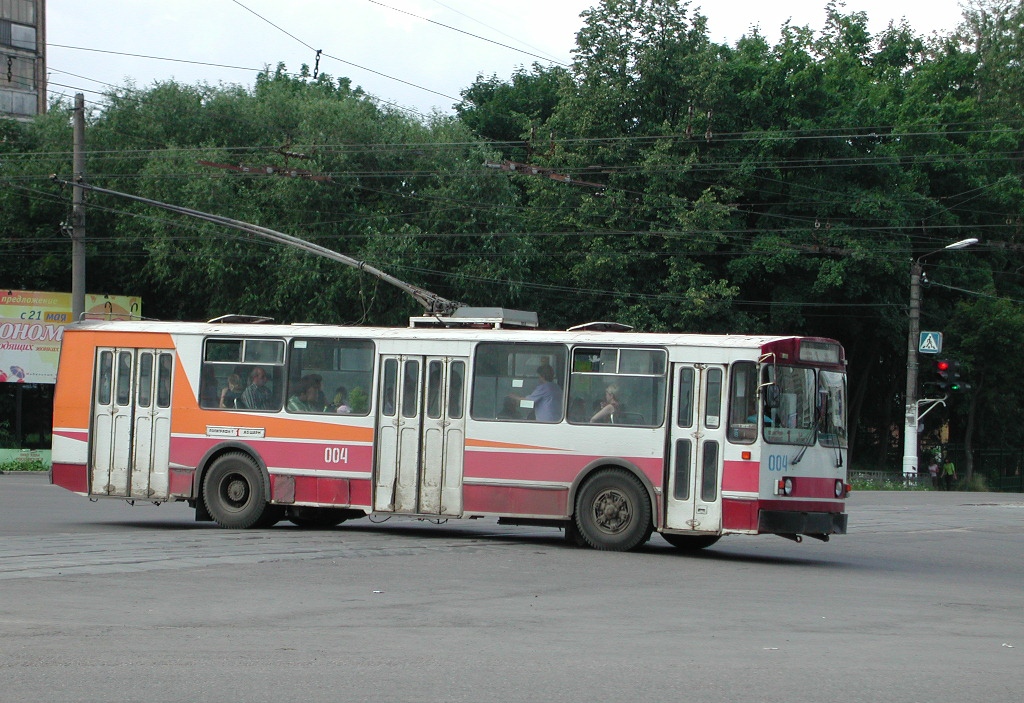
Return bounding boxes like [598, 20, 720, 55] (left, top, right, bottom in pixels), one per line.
[919, 331, 942, 354]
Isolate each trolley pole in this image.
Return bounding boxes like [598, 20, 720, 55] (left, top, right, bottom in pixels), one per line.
[71, 93, 86, 321]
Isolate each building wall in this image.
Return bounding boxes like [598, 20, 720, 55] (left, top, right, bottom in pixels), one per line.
[0, 0, 45, 119]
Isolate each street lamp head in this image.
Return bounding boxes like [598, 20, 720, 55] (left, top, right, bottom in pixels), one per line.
[918, 238, 980, 263]
[944, 238, 979, 251]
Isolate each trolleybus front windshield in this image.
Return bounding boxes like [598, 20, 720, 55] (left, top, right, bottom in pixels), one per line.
[762, 365, 816, 445]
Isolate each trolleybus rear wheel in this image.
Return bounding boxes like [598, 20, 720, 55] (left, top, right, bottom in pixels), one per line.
[661, 533, 720, 551]
[203, 452, 268, 529]
[574, 469, 652, 551]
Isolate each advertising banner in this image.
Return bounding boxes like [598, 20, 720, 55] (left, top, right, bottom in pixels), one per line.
[0, 290, 141, 384]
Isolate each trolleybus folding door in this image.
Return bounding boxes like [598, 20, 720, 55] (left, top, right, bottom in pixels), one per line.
[373, 355, 467, 516]
[90, 348, 174, 499]
[664, 363, 726, 533]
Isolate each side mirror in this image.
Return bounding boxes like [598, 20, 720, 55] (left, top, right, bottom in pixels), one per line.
[762, 384, 781, 409]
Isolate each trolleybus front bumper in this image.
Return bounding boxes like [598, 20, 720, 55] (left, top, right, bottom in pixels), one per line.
[759, 509, 847, 537]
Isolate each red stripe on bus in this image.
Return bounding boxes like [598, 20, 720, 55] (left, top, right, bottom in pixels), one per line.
[50, 463, 89, 494]
[721, 460, 759, 492]
[463, 483, 569, 517]
[722, 498, 759, 531]
[169, 436, 374, 473]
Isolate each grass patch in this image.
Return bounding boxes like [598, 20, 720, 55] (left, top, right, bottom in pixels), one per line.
[0, 459, 49, 472]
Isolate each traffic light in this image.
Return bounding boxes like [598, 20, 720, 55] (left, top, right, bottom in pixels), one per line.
[934, 359, 963, 392]
[935, 359, 951, 391]
[948, 360, 963, 391]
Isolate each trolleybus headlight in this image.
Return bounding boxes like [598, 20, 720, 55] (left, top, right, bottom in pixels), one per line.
[835, 480, 850, 498]
[776, 477, 794, 496]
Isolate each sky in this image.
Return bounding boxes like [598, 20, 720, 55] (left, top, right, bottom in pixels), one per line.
[45, 0, 969, 117]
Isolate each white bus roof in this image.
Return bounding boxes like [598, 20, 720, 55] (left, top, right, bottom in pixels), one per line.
[65, 318, 815, 352]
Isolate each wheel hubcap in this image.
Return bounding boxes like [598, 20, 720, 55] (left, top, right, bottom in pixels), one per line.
[592, 489, 631, 534]
[224, 475, 249, 506]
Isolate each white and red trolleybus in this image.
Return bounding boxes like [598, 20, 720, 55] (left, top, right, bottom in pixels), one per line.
[50, 313, 849, 551]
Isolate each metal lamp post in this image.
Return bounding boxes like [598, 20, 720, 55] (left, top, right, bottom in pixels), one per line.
[901, 237, 978, 476]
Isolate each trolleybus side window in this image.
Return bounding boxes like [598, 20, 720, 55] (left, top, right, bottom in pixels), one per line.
[402, 360, 421, 418]
[704, 368, 723, 429]
[286, 338, 374, 415]
[676, 367, 695, 428]
[569, 347, 666, 426]
[701, 441, 719, 501]
[471, 343, 566, 423]
[139, 352, 173, 408]
[199, 337, 285, 411]
[673, 439, 692, 500]
[727, 361, 758, 443]
[762, 364, 815, 445]
[448, 361, 465, 419]
[115, 351, 133, 406]
[138, 353, 153, 408]
[818, 369, 848, 448]
[157, 353, 173, 408]
[382, 359, 398, 416]
[97, 351, 113, 405]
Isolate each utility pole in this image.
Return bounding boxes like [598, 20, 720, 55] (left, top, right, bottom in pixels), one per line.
[902, 260, 923, 476]
[71, 93, 86, 321]
[902, 237, 979, 477]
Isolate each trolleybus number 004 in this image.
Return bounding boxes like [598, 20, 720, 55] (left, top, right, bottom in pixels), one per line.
[324, 446, 349, 464]
[767, 454, 789, 471]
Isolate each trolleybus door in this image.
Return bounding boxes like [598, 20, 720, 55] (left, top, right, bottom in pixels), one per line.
[374, 355, 467, 516]
[664, 363, 726, 533]
[90, 348, 174, 500]
[128, 351, 174, 500]
[419, 357, 466, 515]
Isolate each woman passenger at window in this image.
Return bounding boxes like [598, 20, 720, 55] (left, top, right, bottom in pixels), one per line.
[219, 374, 244, 409]
[590, 383, 621, 423]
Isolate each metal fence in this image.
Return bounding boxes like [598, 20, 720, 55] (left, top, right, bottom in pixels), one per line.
[854, 445, 1024, 492]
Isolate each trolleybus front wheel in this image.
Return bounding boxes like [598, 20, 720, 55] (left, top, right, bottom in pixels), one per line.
[574, 468, 652, 551]
[202, 452, 269, 529]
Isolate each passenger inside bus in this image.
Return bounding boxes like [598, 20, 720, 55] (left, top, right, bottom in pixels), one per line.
[239, 367, 273, 409]
[507, 364, 563, 422]
[590, 383, 622, 423]
[219, 374, 244, 409]
[497, 395, 520, 419]
[287, 377, 322, 413]
[332, 386, 352, 414]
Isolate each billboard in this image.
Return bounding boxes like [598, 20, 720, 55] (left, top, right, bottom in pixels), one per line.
[0, 290, 141, 384]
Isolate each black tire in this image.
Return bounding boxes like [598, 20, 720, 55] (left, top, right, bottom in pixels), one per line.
[563, 520, 587, 548]
[661, 533, 720, 551]
[574, 468, 653, 551]
[253, 504, 285, 528]
[202, 452, 268, 529]
[287, 507, 354, 529]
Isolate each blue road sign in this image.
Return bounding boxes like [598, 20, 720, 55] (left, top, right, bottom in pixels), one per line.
[919, 331, 943, 354]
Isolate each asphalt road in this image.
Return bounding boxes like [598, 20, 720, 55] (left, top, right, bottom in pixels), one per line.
[1, 472, 1022, 703]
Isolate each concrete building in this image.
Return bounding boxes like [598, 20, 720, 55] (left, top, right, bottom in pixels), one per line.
[1, 0, 45, 120]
